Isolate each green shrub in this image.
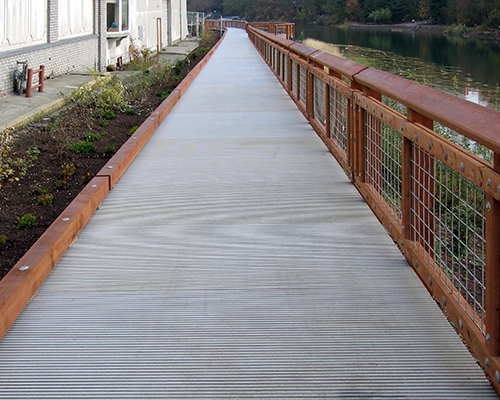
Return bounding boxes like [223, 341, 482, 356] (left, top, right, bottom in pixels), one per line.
[61, 163, 77, 177]
[99, 109, 116, 120]
[17, 214, 38, 229]
[70, 75, 128, 110]
[82, 171, 95, 183]
[85, 132, 101, 142]
[55, 177, 70, 189]
[0, 234, 7, 249]
[103, 144, 116, 156]
[69, 141, 97, 154]
[128, 126, 139, 136]
[37, 193, 54, 207]
[155, 89, 172, 101]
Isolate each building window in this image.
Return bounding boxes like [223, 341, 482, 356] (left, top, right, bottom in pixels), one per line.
[122, 0, 129, 31]
[107, 0, 129, 32]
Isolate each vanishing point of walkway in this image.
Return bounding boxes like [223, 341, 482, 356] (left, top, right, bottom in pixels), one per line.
[0, 29, 496, 399]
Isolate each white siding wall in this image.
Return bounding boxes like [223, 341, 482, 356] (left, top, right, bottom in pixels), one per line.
[58, 0, 94, 39]
[0, 0, 47, 51]
[107, 0, 189, 67]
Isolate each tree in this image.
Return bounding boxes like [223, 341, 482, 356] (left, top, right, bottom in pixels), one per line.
[418, 0, 431, 19]
[368, 8, 392, 23]
[346, 0, 363, 21]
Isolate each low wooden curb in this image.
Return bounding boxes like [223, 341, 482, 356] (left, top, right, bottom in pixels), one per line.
[0, 29, 228, 341]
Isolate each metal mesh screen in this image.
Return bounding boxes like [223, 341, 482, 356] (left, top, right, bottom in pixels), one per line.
[299, 67, 307, 107]
[365, 114, 403, 223]
[329, 86, 347, 156]
[292, 61, 297, 95]
[283, 55, 288, 83]
[411, 145, 487, 332]
[314, 76, 326, 128]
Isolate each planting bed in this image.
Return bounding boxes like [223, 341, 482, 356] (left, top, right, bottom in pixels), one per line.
[0, 33, 220, 281]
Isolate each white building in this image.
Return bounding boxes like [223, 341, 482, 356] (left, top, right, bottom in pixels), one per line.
[0, 0, 188, 95]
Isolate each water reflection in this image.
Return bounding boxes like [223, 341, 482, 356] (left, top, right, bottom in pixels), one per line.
[297, 24, 500, 85]
[303, 34, 500, 110]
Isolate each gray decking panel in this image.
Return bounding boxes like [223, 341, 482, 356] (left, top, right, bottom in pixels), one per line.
[0, 29, 496, 399]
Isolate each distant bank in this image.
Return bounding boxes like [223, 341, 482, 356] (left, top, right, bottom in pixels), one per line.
[344, 22, 500, 42]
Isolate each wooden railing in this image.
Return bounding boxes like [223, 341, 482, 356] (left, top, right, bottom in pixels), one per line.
[205, 19, 247, 31]
[246, 24, 500, 396]
[205, 20, 294, 39]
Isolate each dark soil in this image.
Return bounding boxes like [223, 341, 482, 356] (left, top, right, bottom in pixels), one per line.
[0, 34, 219, 281]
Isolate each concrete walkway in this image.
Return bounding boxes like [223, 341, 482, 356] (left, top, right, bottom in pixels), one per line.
[0, 39, 199, 133]
[0, 29, 497, 399]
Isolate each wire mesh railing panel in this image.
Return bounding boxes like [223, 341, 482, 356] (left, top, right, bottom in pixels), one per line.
[314, 76, 326, 128]
[299, 67, 307, 107]
[365, 114, 403, 223]
[435, 123, 494, 165]
[329, 86, 347, 156]
[411, 145, 487, 332]
[283, 55, 288, 83]
[292, 61, 297, 95]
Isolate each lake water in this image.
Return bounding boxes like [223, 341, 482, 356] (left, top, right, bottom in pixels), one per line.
[296, 23, 500, 110]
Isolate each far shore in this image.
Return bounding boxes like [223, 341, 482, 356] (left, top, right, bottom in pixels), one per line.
[343, 22, 500, 42]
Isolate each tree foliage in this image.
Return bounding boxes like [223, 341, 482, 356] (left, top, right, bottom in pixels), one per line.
[188, 0, 500, 27]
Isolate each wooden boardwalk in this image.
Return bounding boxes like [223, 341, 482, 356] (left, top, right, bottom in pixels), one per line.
[0, 29, 497, 399]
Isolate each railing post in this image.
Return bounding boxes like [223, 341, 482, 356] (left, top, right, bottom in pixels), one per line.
[26, 69, 33, 98]
[486, 152, 500, 356]
[38, 65, 45, 93]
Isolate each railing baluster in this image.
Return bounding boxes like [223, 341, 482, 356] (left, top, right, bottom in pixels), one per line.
[486, 152, 500, 356]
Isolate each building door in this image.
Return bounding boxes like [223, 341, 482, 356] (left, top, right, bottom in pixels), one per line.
[157, 18, 162, 52]
[162, 0, 172, 46]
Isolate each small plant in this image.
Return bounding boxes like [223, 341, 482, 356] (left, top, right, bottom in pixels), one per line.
[55, 176, 70, 189]
[128, 126, 139, 136]
[101, 131, 109, 136]
[99, 109, 116, 120]
[37, 192, 54, 207]
[26, 147, 40, 160]
[61, 163, 77, 177]
[17, 214, 38, 229]
[0, 234, 7, 250]
[124, 108, 137, 115]
[155, 89, 172, 101]
[69, 141, 96, 154]
[103, 144, 116, 156]
[172, 76, 182, 82]
[85, 132, 101, 142]
[82, 171, 95, 183]
[99, 119, 110, 127]
[33, 186, 48, 195]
